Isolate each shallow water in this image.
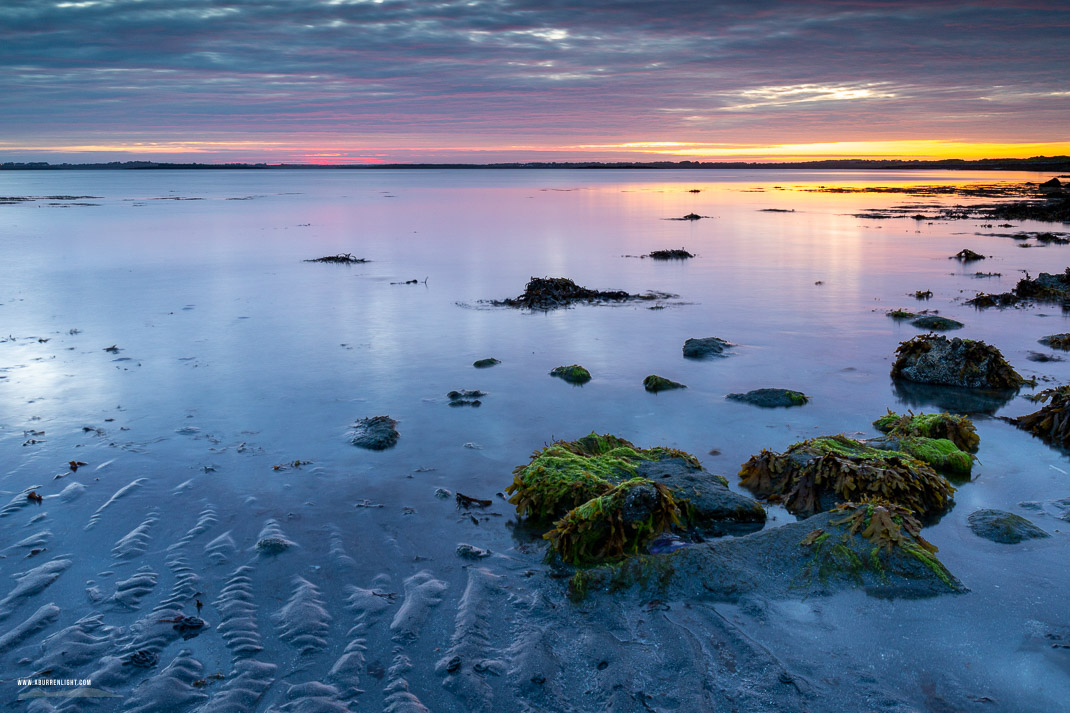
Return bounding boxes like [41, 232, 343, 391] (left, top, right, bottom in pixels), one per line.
[1, 169, 1068, 712]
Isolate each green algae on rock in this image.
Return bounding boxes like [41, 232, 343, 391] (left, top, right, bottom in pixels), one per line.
[910, 315, 964, 331]
[643, 374, 686, 392]
[872, 410, 980, 452]
[891, 334, 1024, 390]
[887, 309, 917, 320]
[739, 434, 954, 518]
[866, 435, 974, 478]
[550, 364, 592, 384]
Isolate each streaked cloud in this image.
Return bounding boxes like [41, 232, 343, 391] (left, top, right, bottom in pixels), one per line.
[0, 1, 1066, 162]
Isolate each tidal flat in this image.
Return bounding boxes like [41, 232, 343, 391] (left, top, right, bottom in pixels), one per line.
[0, 169, 1068, 712]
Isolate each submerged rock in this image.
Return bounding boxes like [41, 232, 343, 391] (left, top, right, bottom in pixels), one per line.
[967, 509, 1050, 544]
[643, 375, 686, 393]
[456, 543, 492, 559]
[682, 336, 732, 359]
[447, 389, 485, 407]
[506, 432, 764, 565]
[473, 358, 501, 368]
[726, 388, 808, 408]
[304, 253, 367, 264]
[550, 364, 591, 384]
[571, 500, 964, 602]
[495, 276, 671, 310]
[910, 315, 963, 331]
[350, 416, 400, 450]
[968, 267, 1070, 308]
[951, 249, 985, 261]
[891, 334, 1024, 390]
[887, 309, 916, 320]
[739, 434, 954, 518]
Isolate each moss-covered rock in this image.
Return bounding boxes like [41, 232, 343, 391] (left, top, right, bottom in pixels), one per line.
[872, 410, 980, 452]
[887, 309, 917, 320]
[865, 435, 973, 478]
[546, 478, 682, 565]
[739, 434, 954, 518]
[550, 364, 592, 384]
[1039, 333, 1070, 350]
[507, 433, 764, 565]
[891, 334, 1024, 390]
[726, 388, 808, 408]
[643, 374, 686, 392]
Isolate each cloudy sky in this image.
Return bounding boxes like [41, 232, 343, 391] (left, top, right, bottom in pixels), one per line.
[1, 0, 1068, 164]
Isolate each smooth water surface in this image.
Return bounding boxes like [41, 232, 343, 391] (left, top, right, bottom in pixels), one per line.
[1, 169, 1067, 712]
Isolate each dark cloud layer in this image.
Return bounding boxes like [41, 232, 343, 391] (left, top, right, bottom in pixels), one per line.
[1, 0, 1067, 161]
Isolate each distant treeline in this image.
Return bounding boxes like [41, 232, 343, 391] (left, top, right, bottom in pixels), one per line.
[2, 157, 1069, 171]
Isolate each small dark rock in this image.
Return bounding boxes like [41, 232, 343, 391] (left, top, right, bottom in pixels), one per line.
[447, 389, 485, 407]
[952, 249, 985, 261]
[910, 315, 964, 331]
[351, 416, 400, 450]
[682, 336, 732, 359]
[456, 543, 492, 559]
[967, 509, 1049, 544]
[643, 375, 686, 393]
[1039, 333, 1070, 350]
[648, 248, 694, 260]
[473, 358, 500, 368]
[550, 364, 591, 384]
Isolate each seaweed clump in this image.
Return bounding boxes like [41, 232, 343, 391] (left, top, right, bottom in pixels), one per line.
[967, 268, 1070, 309]
[1039, 334, 1070, 350]
[798, 500, 958, 591]
[739, 435, 954, 518]
[545, 478, 681, 565]
[304, 253, 367, 264]
[1011, 386, 1070, 448]
[891, 334, 1024, 390]
[648, 248, 695, 260]
[873, 410, 980, 452]
[496, 277, 670, 310]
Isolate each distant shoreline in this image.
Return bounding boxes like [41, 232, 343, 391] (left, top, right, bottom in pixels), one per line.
[2, 157, 1069, 172]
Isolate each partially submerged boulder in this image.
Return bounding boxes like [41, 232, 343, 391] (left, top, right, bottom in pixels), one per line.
[726, 388, 808, 408]
[682, 336, 732, 359]
[1039, 334, 1070, 350]
[864, 434, 973, 478]
[1011, 386, 1070, 448]
[951, 249, 985, 261]
[496, 277, 671, 310]
[872, 411, 980, 452]
[968, 268, 1070, 308]
[506, 433, 765, 565]
[570, 500, 964, 602]
[447, 389, 484, 407]
[891, 335, 1024, 390]
[473, 358, 500, 368]
[967, 509, 1049, 544]
[648, 248, 694, 260]
[644, 375, 686, 393]
[739, 434, 954, 518]
[910, 315, 963, 331]
[350, 416, 399, 450]
[550, 364, 591, 384]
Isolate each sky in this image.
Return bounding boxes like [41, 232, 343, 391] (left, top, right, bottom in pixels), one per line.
[1, 0, 1068, 164]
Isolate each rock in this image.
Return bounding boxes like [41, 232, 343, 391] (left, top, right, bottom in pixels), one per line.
[255, 537, 292, 555]
[550, 364, 591, 384]
[967, 509, 1049, 544]
[682, 337, 732, 359]
[473, 358, 500, 368]
[434, 488, 452, 499]
[643, 375, 686, 392]
[864, 435, 973, 478]
[1039, 177, 1063, 194]
[456, 544, 492, 559]
[570, 501, 965, 602]
[1039, 333, 1070, 350]
[726, 388, 808, 408]
[1027, 351, 1064, 362]
[673, 213, 703, 221]
[951, 249, 985, 261]
[890, 335, 1024, 390]
[872, 411, 979, 452]
[910, 315, 963, 331]
[968, 267, 1070, 308]
[739, 434, 954, 518]
[636, 459, 765, 534]
[350, 416, 400, 450]
[886, 309, 916, 320]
